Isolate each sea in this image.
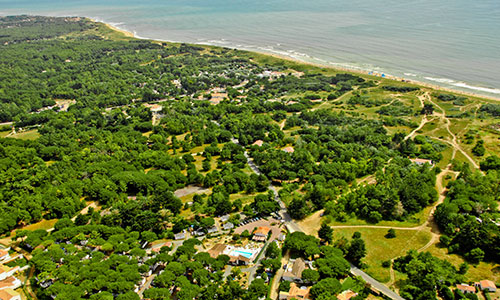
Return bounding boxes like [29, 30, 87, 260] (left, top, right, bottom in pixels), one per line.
[1, 0, 499, 98]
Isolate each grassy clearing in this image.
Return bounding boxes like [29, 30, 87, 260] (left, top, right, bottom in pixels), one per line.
[9, 130, 40, 140]
[334, 228, 431, 283]
[327, 208, 428, 228]
[427, 243, 500, 283]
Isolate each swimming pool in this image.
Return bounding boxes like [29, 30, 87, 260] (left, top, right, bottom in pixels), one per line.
[230, 250, 254, 259]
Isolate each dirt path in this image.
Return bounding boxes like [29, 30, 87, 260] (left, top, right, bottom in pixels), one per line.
[174, 185, 210, 198]
[426, 96, 481, 170]
[404, 93, 431, 141]
[269, 251, 290, 300]
[71, 202, 98, 221]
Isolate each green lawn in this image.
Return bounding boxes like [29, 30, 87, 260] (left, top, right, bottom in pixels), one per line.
[334, 228, 431, 283]
[8, 129, 40, 140]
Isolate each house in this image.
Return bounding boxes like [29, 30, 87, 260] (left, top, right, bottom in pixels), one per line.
[229, 255, 251, 266]
[279, 283, 310, 300]
[174, 233, 185, 240]
[410, 158, 433, 166]
[0, 249, 10, 262]
[208, 244, 227, 259]
[220, 215, 230, 223]
[0, 288, 21, 300]
[475, 280, 496, 292]
[193, 230, 206, 236]
[223, 222, 234, 230]
[252, 140, 264, 147]
[282, 147, 295, 153]
[282, 258, 306, 282]
[337, 290, 358, 300]
[253, 227, 271, 242]
[456, 284, 476, 294]
[0, 276, 22, 291]
[207, 226, 218, 234]
[0, 266, 19, 281]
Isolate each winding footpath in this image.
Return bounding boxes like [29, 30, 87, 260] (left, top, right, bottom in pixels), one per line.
[230, 137, 405, 300]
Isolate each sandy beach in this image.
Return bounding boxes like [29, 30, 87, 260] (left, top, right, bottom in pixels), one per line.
[96, 20, 500, 102]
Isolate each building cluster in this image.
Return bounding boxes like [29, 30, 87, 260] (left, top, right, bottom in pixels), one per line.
[0, 248, 24, 300]
[278, 257, 358, 300]
[456, 280, 497, 294]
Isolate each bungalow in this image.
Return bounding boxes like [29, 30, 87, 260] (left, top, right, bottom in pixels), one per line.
[253, 227, 271, 242]
[0, 249, 10, 263]
[0, 288, 21, 300]
[207, 226, 218, 234]
[174, 233, 186, 240]
[410, 158, 434, 166]
[282, 258, 306, 282]
[223, 222, 234, 230]
[229, 255, 251, 266]
[282, 147, 295, 153]
[475, 280, 497, 292]
[252, 140, 264, 147]
[456, 284, 476, 294]
[0, 276, 21, 290]
[337, 290, 358, 300]
[220, 215, 230, 223]
[193, 230, 206, 236]
[0, 266, 19, 281]
[279, 283, 310, 300]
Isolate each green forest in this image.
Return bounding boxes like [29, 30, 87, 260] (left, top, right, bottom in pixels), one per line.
[0, 15, 499, 300]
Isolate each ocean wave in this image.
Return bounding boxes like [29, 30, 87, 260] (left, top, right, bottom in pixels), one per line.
[404, 73, 417, 77]
[452, 82, 500, 95]
[424, 77, 456, 84]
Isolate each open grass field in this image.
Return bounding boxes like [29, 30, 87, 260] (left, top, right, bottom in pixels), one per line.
[427, 243, 500, 283]
[8, 129, 40, 140]
[334, 228, 431, 283]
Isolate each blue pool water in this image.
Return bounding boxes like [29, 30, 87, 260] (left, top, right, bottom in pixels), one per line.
[230, 250, 254, 259]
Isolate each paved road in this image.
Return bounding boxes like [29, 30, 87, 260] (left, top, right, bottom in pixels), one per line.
[223, 121, 406, 300]
[351, 265, 405, 300]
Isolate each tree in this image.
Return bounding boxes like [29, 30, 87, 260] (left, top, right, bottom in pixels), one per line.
[480, 155, 500, 171]
[347, 237, 366, 266]
[472, 140, 485, 156]
[421, 103, 434, 115]
[310, 278, 342, 298]
[466, 248, 484, 264]
[301, 269, 320, 283]
[385, 228, 396, 239]
[318, 223, 333, 244]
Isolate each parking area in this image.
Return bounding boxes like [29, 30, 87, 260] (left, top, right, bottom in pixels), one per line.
[234, 217, 283, 241]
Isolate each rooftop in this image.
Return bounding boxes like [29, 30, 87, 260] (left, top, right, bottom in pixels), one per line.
[254, 226, 271, 236]
[456, 284, 476, 292]
[282, 146, 295, 153]
[0, 288, 20, 300]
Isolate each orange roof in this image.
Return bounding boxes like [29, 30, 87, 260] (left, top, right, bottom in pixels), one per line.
[0, 288, 20, 300]
[0, 265, 11, 274]
[252, 140, 264, 146]
[479, 280, 496, 289]
[0, 277, 18, 289]
[337, 290, 358, 300]
[456, 284, 475, 292]
[282, 146, 295, 153]
[283, 283, 310, 300]
[0, 249, 8, 258]
[254, 226, 271, 236]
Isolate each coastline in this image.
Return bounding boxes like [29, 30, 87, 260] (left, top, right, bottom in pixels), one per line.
[95, 20, 500, 102]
